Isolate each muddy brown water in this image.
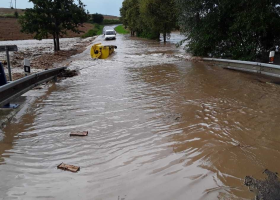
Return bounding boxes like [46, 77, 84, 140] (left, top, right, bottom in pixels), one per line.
[1, 29, 280, 200]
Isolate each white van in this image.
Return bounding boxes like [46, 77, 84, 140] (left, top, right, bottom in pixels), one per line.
[105, 30, 116, 40]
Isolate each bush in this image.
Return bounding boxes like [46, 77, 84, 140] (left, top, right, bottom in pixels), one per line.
[138, 30, 159, 40]
[177, 0, 280, 61]
[82, 24, 104, 38]
[91, 13, 104, 24]
[14, 11, 19, 18]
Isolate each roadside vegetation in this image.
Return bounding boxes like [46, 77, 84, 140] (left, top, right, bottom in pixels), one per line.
[82, 23, 104, 38]
[102, 19, 121, 25]
[115, 25, 129, 34]
[176, 0, 280, 62]
[120, 0, 280, 62]
[120, 0, 177, 42]
[84, 13, 119, 38]
[0, 13, 16, 18]
[0, 11, 19, 18]
[91, 13, 104, 24]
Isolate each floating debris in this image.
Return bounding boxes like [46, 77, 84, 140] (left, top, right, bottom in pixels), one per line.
[70, 131, 88, 137]
[244, 169, 280, 200]
[57, 163, 80, 173]
[58, 69, 79, 78]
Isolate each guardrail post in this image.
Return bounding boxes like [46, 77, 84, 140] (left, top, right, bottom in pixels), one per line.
[0, 62, 7, 86]
[0, 62, 18, 108]
[5, 46, 12, 81]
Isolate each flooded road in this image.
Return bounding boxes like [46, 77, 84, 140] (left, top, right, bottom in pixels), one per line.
[1, 28, 280, 200]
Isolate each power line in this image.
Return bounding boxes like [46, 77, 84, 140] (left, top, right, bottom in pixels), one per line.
[9, 0, 13, 8]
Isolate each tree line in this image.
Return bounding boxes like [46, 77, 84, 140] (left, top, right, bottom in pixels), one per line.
[120, 0, 178, 42]
[121, 0, 280, 61]
[176, 0, 280, 62]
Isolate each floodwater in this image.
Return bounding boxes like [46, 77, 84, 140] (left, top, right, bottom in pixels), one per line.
[1, 27, 280, 200]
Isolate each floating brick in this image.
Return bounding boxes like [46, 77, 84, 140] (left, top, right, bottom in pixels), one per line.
[57, 163, 80, 172]
[70, 131, 88, 137]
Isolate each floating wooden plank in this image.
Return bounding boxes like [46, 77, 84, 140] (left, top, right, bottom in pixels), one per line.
[57, 163, 80, 172]
[70, 131, 88, 137]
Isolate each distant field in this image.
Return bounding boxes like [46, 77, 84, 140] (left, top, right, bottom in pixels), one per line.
[0, 18, 94, 41]
[103, 15, 120, 20]
[0, 8, 25, 16]
[0, 8, 120, 20]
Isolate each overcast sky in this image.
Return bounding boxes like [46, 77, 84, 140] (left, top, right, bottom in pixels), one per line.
[2, 0, 124, 16]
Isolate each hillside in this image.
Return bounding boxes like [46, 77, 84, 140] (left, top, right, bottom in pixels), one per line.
[0, 8, 120, 20]
[0, 18, 94, 41]
[0, 8, 119, 41]
[103, 15, 120, 20]
[0, 8, 25, 17]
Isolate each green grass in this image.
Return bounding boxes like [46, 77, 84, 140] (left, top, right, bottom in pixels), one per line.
[0, 14, 16, 18]
[115, 25, 130, 34]
[81, 23, 104, 38]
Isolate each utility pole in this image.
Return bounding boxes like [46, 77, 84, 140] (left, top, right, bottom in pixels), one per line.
[15, 0, 16, 9]
[10, 0, 13, 8]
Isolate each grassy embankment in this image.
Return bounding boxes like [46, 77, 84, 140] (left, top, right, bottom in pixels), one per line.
[82, 23, 104, 38]
[115, 25, 130, 34]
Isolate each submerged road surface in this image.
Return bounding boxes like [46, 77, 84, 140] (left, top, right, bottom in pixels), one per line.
[1, 28, 280, 200]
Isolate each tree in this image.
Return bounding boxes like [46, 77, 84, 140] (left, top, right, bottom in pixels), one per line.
[91, 13, 104, 24]
[19, 0, 88, 51]
[176, 0, 280, 61]
[140, 0, 177, 42]
[120, 0, 142, 36]
[14, 11, 19, 18]
[120, 0, 178, 41]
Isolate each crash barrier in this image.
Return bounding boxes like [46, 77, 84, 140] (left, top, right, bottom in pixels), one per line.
[203, 58, 280, 78]
[0, 62, 7, 86]
[0, 67, 66, 108]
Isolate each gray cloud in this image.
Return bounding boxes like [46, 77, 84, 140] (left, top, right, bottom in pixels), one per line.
[2, 0, 123, 16]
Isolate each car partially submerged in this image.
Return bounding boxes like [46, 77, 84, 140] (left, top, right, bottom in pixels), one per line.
[104, 30, 116, 40]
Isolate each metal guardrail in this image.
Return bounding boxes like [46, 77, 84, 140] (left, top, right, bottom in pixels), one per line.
[203, 58, 280, 78]
[0, 67, 66, 107]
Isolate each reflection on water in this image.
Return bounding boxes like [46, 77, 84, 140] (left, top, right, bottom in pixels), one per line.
[1, 30, 280, 200]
